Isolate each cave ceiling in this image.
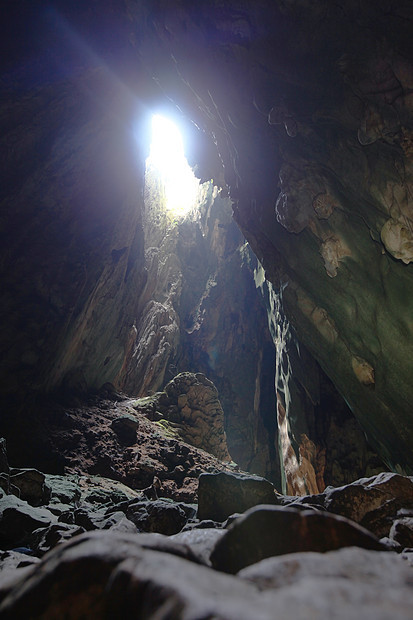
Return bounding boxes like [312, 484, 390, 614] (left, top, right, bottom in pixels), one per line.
[1, 0, 413, 474]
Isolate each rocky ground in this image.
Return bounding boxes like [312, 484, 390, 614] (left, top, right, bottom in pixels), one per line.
[1, 385, 413, 618]
[1, 374, 235, 505]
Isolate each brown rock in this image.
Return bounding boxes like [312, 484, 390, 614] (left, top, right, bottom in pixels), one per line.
[324, 472, 413, 538]
[110, 414, 139, 446]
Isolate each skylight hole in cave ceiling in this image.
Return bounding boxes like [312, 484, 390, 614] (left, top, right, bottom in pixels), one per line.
[145, 114, 201, 219]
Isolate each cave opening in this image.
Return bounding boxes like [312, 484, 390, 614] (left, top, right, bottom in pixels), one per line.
[145, 114, 200, 218]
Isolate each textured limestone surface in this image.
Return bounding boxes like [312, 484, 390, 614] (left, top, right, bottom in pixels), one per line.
[154, 372, 231, 462]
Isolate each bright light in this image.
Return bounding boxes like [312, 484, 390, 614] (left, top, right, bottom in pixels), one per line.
[146, 114, 199, 217]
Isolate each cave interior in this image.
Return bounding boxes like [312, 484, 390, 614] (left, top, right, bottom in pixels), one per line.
[1, 1, 413, 617]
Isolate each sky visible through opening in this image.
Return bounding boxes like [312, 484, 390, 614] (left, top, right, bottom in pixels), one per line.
[146, 114, 199, 217]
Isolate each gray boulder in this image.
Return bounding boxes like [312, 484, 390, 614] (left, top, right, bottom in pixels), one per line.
[1, 531, 413, 620]
[126, 499, 189, 535]
[197, 471, 279, 521]
[323, 472, 413, 538]
[210, 504, 386, 573]
[10, 469, 50, 506]
[0, 495, 56, 549]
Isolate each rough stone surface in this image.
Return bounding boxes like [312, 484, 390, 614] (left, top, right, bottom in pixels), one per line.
[0, 432, 413, 618]
[137, 373, 232, 462]
[9, 468, 50, 507]
[31, 523, 85, 557]
[3, 394, 239, 505]
[0, 550, 39, 572]
[210, 505, 386, 574]
[110, 414, 139, 446]
[390, 518, 413, 549]
[0, 495, 56, 549]
[1, 530, 413, 620]
[238, 546, 413, 590]
[323, 472, 413, 538]
[126, 499, 190, 536]
[238, 547, 413, 619]
[197, 471, 279, 521]
[0, 531, 272, 619]
[170, 527, 226, 566]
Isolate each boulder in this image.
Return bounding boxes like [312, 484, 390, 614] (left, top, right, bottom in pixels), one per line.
[44, 474, 82, 505]
[110, 414, 139, 446]
[0, 550, 40, 572]
[237, 547, 413, 619]
[126, 499, 190, 535]
[197, 471, 278, 521]
[0, 495, 56, 549]
[0, 531, 271, 619]
[389, 517, 413, 549]
[170, 528, 226, 566]
[323, 472, 413, 538]
[9, 468, 50, 506]
[210, 505, 386, 573]
[238, 546, 412, 589]
[71, 507, 137, 533]
[31, 523, 85, 556]
[1, 530, 413, 620]
[78, 475, 142, 507]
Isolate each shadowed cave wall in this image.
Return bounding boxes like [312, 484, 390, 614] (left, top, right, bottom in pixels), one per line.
[2, 0, 412, 492]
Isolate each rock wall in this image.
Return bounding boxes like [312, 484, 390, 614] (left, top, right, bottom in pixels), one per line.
[0, 0, 399, 489]
[131, 0, 413, 474]
[0, 65, 148, 399]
